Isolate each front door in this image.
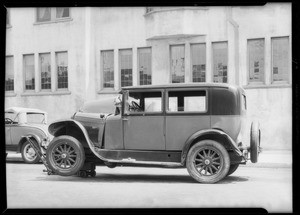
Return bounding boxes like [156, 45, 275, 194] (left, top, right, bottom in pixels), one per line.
[123, 90, 165, 150]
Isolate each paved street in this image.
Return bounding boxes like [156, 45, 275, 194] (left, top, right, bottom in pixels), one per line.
[6, 160, 292, 212]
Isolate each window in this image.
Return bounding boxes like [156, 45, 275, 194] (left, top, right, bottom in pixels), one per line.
[24, 54, 35, 90]
[248, 39, 264, 83]
[37, 7, 70, 22]
[168, 90, 207, 112]
[5, 112, 18, 124]
[124, 91, 162, 114]
[56, 52, 68, 89]
[120, 49, 133, 87]
[5, 56, 14, 91]
[101, 50, 114, 88]
[191, 44, 206, 82]
[138, 48, 152, 85]
[56, 7, 70, 18]
[212, 42, 228, 83]
[39, 53, 51, 90]
[171, 45, 185, 83]
[26, 113, 46, 124]
[272, 37, 289, 83]
[6, 8, 10, 26]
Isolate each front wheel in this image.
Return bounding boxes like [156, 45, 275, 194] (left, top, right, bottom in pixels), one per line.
[21, 140, 40, 164]
[46, 135, 85, 176]
[186, 140, 230, 184]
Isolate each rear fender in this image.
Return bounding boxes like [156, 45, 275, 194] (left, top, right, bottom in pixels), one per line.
[181, 129, 243, 165]
[18, 134, 42, 152]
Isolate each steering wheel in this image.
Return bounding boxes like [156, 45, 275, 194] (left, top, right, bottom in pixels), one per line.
[5, 118, 13, 124]
[131, 101, 142, 111]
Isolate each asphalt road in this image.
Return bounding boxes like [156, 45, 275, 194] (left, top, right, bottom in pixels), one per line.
[5, 161, 292, 213]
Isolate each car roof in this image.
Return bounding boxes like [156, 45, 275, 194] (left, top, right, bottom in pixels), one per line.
[5, 107, 47, 114]
[121, 83, 244, 92]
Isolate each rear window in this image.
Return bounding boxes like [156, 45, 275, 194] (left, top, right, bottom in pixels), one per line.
[167, 90, 207, 112]
[211, 88, 239, 115]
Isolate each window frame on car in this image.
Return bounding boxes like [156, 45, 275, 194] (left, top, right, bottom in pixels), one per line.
[122, 89, 165, 116]
[165, 88, 209, 115]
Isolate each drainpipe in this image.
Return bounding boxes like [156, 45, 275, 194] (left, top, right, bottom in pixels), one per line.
[227, 7, 240, 86]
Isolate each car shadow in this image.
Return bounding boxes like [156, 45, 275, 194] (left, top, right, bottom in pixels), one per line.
[35, 172, 249, 184]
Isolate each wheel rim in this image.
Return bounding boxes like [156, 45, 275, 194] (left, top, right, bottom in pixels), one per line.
[24, 144, 37, 161]
[193, 147, 223, 176]
[51, 142, 78, 170]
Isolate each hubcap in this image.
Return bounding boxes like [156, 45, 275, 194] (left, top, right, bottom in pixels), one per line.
[193, 148, 222, 176]
[52, 143, 77, 169]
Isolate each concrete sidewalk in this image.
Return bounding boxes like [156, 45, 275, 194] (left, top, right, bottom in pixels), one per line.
[6, 150, 292, 168]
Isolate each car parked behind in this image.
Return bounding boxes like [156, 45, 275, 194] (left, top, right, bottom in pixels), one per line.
[5, 107, 51, 164]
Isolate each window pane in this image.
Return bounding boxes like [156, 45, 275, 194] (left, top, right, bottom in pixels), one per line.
[168, 90, 206, 112]
[120, 49, 133, 87]
[102, 50, 114, 88]
[37, 8, 51, 22]
[248, 39, 264, 83]
[40, 53, 51, 90]
[138, 48, 152, 85]
[272, 37, 289, 82]
[56, 7, 70, 18]
[191, 44, 206, 82]
[125, 91, 162, 113]
[26, 113, 45, 124]
[171, 45, 185, 83]
[24, 55, 35, 90]
[56, 52, 68, 89]
[5, 56, 14, 91]
[212, 42, 228, 83]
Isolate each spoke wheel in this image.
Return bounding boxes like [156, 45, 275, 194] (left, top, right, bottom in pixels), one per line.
[186, 140, 230, 184]
[46, 135, 85, 176]
[21, 140, 40, 164]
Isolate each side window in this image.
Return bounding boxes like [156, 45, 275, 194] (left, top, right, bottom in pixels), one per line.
[5, 113, 18, 124]
[124, 91, 162, 114]
[167, 90, 207, 112]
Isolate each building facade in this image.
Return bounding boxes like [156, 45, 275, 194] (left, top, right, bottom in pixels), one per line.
[5, 4, 292, 149]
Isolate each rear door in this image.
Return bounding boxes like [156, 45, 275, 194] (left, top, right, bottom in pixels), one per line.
[165, 88, 210, 150]
[123, 89, 165, 150]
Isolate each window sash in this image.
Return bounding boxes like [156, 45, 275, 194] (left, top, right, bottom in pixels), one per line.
[24, 55, 35, 90]
[56, 52, 68, 89]
[39, 53, 51, 90]
[37, 8, 51, 22]
[102, 50, 114, 88]
[272, 37, 289, 83]
[191, 43, 206, 83]
[120, 49, 133, 87]
[5, 56, 14, 91]
[138, 48, 152, 85]
[248, 39, 265, 83]
[212, 42, 228, 83]
[170, 45, 185, 83]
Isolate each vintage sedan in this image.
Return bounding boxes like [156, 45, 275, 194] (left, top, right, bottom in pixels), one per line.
[46, 83, 261, 183]
[5, 107, 51, 164]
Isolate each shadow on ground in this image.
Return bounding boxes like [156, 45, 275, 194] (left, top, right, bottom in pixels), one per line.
[34, 172, 249, 184]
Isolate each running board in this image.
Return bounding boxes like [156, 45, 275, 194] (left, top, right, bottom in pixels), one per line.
[94, 148, 183, 168]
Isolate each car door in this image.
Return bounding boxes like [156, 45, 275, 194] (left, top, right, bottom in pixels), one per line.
[5, 112, 17, 149]
[123, 89, 165, 150]
[165, 88, 211, 150]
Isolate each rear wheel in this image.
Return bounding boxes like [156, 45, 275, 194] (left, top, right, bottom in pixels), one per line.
[186, 140, 230, 184]
[46, 135, 85, 176]
[21, 140, 40, 164]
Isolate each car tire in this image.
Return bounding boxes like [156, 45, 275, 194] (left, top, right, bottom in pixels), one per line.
[186, 140, 230, 184]
[21, 140, 40, 164]
[226, 164, 239, 176]
[250, 121, 260, 163]
[46, 135, 85, 176]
